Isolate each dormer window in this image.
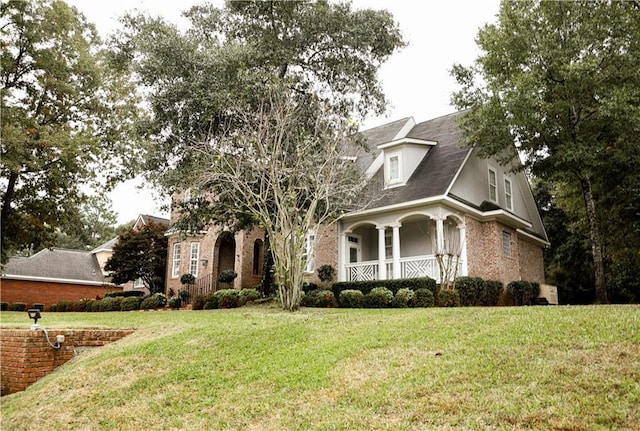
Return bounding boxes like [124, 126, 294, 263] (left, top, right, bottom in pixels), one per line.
[488, 167, 498, 203]
[385, 152, 402, 186]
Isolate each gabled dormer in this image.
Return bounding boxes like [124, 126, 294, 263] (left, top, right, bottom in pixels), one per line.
[373, 117, 437, 188]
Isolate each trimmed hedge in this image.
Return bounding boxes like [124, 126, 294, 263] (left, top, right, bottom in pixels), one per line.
[391, 288, 414, 308]
[140, 293, 167, 310]
[11, 302, 27, 312]
[507, 280, 540, 306]
[364, 287, 394, 308]
[239, 288, 261, 305]
[338, 289, 365, 308]
[438, 289, 460, 307]
[192, 294, 206, 310]
[105, 290, 145, 298]
[482, 280, 504, 306]
[31, 303, 45, 311]
[455, 276, 486, 306]
[121, 296, 141, 311]
[302, 289, 338, 308]
[168, 297, 182, 309]
[332, 277, 436, 298]
[214, 289, 241, 309]
[1, 302, 8, 311]
[411, 288, 435, 307]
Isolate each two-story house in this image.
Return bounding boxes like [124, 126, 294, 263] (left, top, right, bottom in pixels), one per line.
[165, 111, 548, 299]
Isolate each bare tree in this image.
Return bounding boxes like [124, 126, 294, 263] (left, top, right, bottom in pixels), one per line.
[190, 90, 368, 311]
[435, 219, 464, 291]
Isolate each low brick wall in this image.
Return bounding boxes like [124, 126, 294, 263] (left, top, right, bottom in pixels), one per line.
[0, 328, 135, 396]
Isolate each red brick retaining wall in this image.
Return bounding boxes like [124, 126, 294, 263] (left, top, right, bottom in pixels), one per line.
[0, 329, 134, 396]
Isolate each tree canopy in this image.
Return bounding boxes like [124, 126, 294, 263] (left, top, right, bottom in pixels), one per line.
[0, 0, 143, 262]
[104, 221, 168, 294]
[451, 0, 640, 303]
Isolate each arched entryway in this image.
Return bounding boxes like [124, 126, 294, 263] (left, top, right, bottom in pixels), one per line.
[215, 232, 236, 289]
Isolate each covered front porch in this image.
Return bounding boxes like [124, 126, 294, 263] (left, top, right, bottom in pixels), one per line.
[338, 211, 467, 283]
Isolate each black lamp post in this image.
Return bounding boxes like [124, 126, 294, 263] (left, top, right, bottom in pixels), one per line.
[27, 308, 41, 330]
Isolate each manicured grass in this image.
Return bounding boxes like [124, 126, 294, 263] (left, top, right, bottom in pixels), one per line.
[1, 305, 639, 430]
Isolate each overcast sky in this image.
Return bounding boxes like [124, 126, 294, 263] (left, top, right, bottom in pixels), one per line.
[66, 0, 501, 224]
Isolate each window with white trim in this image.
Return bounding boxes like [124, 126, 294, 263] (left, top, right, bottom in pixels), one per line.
[488, 167, 498, 202]
[385, 231, 392, 259]
[504, 178, 513, 211]
[134, 278, 144, 288]
[171, 243, 181, 278]
[189, 242, 200, 277]
[386, 152, 402, 186]
[303, 230, 316, 273]
[502, 231, 512, 257]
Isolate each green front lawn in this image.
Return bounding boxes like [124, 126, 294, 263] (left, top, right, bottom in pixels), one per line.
[1, 305, 639, 430]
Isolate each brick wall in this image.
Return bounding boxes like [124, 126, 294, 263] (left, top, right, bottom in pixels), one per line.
[304, 223, 338, 286]
[518, 235, 545, 284]
[0, 329, 134, 396]
[0, 279, 122, 311]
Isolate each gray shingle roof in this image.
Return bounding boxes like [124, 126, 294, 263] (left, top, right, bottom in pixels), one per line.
[365, 111, 471, 209]
[2, 248, 107, 283]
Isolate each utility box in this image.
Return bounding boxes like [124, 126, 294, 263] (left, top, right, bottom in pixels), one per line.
[538, 284, 559, 305]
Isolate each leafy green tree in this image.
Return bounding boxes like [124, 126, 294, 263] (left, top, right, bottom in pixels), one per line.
[0, 0, 143, 263]
[113, 0, 405, 310]
[54, 195, 119, 250]
[451, 0, 640, 303]
[104, 221, 168, 294]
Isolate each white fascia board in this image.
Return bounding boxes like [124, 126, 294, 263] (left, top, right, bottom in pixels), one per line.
[365, 152, 384, 179]
[516, 228, 550, 248]
[444, 148, 474, 195]
[1, 274, 117, 287]
[391, 117, 416, 140]
[377, 138, 437, 150]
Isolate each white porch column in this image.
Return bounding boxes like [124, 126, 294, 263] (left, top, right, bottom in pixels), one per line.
[391, 223, 401, 279]
[376, 225, 387, 280]
[435, 216, 445, 253]
[458, 224, 468, 276]
[338, 231, 348, 281]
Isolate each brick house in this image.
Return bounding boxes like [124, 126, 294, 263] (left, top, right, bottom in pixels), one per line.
[165, 111, 548, 297]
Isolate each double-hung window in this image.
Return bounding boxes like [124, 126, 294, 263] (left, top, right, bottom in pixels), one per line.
[189, 242, 200, 277]
[504, 178, 513, 211]
[502, 231, 512, 257]
[488, 167, 498, 202]
[171, 243, 181, 278]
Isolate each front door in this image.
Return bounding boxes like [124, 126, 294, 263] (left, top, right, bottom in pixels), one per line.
[347, 234, 362, 263]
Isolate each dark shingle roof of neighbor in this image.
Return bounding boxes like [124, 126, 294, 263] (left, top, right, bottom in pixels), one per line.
[365, 111, 471, 210]
[139, 214, 170, 227]
[349, 117, 413, 172]
[2, 248, 106, 283]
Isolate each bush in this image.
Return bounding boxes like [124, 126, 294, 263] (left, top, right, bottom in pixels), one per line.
[98, 297, 122, 312]
[507, 280, 539, 306]
[121, 296, 141, 311]
[168, 297, 182, 309]
[455, 276, 486, 306]
[180, 273, 196, 285]
[411, 288, 435, 307]
[302, 282, 319, 293]
[239, 288, 261, 305]
[302, 289, 337, 307]
[11, 302, 27, 312]
[86, 300, 102, 312]
[202, 293, 218, 310]
[105, 290, 145, 298]
[317, 265, 336, 283]
[482, 280, 504, 306]
[55, 300, 73, 312]
[192, 294, 206, 310]
[332, 277, 436, 298]
[31, 303, 45, 311]
[72, 298, 95, 312]
[178, 289, 191, 303]
[392, 288, 415, 308]
[213, 289, 241, 309]
[1, 302, 8, 311]
[49, 304, 57, 312]
[338, 289, 365, 308]
[438, 289, 460, 307]
[364, 287, 394, 308]
[140, 293, 167, 310]
[218, 270, 237, 283]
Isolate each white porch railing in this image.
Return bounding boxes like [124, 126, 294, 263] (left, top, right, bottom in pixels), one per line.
[345, 255, 463, 283]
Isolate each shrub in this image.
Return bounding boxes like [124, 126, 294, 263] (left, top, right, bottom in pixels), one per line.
[438, 289, 460, 307]
[455, 276, 486, 306]
[192, 294, 206, 310]
[140, 293, 167, 310]
[338, 289, 365, 308]
[86, 300, 102, 312]
[168, 297, 182, 309]
[317, 265, 336, 283]
[333, 277, 436, 298]
[105, 290, 145, 298]
[302, 282, 319, 293]
[392, 288, 415, 308]
[302, 289, 337, 307]
[482, 280, 504, 306]
[180, 273, 196, 285]
[98, 297, 122, 312]
[178, 289, 191, 303]
[1, 302, 8, 311]
[411, 288, 435, 307]
[31, 303, 45, 311]
[11, 302, 27, 312]
[213, 289, 240, 309]
[55, 300, 73, 312]
[218, 270, 237, 283]
[121, 296, 141, 311]
[239, 288, 261, 305]
[49, 304, 57, 312]
[364, 287, 394, 308]
[507, 280, 539, 306]
[72, 298, 95, 312]
[203, 293, 218, 310]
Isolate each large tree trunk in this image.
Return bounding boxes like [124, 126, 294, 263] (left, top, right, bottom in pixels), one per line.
[1, 170, 19, 261]
[580, 177, 608, 303]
